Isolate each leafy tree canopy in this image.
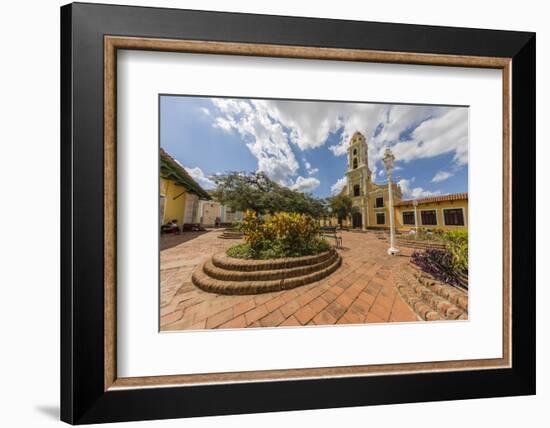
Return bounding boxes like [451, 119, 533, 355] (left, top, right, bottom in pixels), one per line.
[329, 193, 353, 225]
[210, 172, 329, 218]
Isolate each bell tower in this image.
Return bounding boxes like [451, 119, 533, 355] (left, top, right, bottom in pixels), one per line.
[347, 131, 368, 172]
[345, 131, 371, 229]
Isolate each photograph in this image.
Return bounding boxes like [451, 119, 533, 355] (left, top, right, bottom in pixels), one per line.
[159, 95, 469, 331]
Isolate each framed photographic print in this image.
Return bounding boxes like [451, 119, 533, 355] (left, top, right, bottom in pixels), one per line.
[60, 2, 536, 424]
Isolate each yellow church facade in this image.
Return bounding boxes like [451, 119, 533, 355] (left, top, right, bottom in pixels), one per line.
[338, 131, 468, 232]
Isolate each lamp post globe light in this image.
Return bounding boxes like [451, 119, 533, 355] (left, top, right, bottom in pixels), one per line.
[383, 148, 400, 256]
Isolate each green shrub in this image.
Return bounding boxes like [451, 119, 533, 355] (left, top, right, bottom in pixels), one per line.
[442, 230, 468, 272]
[415, 227, 442, 241]
[227, 238, 330, 260]
[411, 249, 466, 288]
[230, 220, 242, 231]
[226, 243, 255, 259]
[228, 210, 331, 259]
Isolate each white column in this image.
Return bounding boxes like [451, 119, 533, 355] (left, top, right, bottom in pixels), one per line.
[363, 172, 369, 227]
[383, 148, 399, 255]
[413, 200, 418, 234]
[387, 179, 399, 255]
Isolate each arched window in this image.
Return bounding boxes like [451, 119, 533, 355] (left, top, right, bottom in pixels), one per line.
[353, 157, 358, 169]
[353, 148, 357, 155]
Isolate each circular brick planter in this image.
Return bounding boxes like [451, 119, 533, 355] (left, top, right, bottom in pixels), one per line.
[192, 249, 342, 295]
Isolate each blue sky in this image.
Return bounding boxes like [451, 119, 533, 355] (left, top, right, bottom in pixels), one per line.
[160, 95, 468, 200]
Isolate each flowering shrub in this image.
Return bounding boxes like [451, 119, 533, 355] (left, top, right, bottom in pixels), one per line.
[238, 210, 269, 249]
[411, 249, 465, 287]
[442, 230, 468, 273]
[411, 230, 468, 288]
[269, 212, 320, 254]
[228, 210, 330, 259]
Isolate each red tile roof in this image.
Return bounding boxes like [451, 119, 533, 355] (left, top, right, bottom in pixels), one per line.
[395, 192, 468, 207]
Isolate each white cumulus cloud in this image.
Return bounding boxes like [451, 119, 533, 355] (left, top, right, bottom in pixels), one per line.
[392, 108, 469, 167]
[184, 166, 215, 190]
[330, 177, 347, 195]
[432, 170, 453, 183]
[398, 177, 441, 200]
[303, 158, 319, 176]
[291, 176, 320, 193]
[206, 97, 468, 194]
[210, 98, 299, 186]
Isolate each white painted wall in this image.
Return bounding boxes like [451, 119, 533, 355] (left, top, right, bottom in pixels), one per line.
[183, 193, 199, 224]
[201, 201, 222, 226]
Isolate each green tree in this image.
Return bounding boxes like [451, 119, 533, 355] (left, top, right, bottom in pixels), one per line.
[329, 194, 353, 227]
[272, 186, 328, 218]
[211, 172, 275, 214]
[211, 172, 328, 218]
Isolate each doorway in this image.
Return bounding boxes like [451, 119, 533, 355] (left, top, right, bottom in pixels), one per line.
[352, 211, 362, 229]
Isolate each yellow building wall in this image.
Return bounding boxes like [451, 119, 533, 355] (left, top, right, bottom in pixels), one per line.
[394, 200, 468, 231]
[321, 216, 339, 227]
[160, 177, 187, 226]
[322, 199, 467, 231]
[368, 191, 388, 228]
[366, 183, 402, 229]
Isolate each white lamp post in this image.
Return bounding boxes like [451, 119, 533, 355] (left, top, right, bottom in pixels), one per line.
[383, 148, 400, 256]
[413, 199, 419, 236]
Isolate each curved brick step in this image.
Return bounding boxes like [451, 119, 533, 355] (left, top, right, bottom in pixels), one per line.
[408, 264, 468, 311]
[192, 253, 342, 295]
[212, 249, 335, 272]
[203, 251, 339, 281]
[395, 269, 468, 321]
[413, 272, 469, 311]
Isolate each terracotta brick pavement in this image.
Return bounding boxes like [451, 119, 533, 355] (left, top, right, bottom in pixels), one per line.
[160, 230, 419, 331]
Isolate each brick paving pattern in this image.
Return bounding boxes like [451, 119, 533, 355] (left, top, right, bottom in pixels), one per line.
[160, 230, 420, 331]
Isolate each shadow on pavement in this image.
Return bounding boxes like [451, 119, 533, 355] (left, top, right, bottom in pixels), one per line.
[160, 230, 212, 251]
